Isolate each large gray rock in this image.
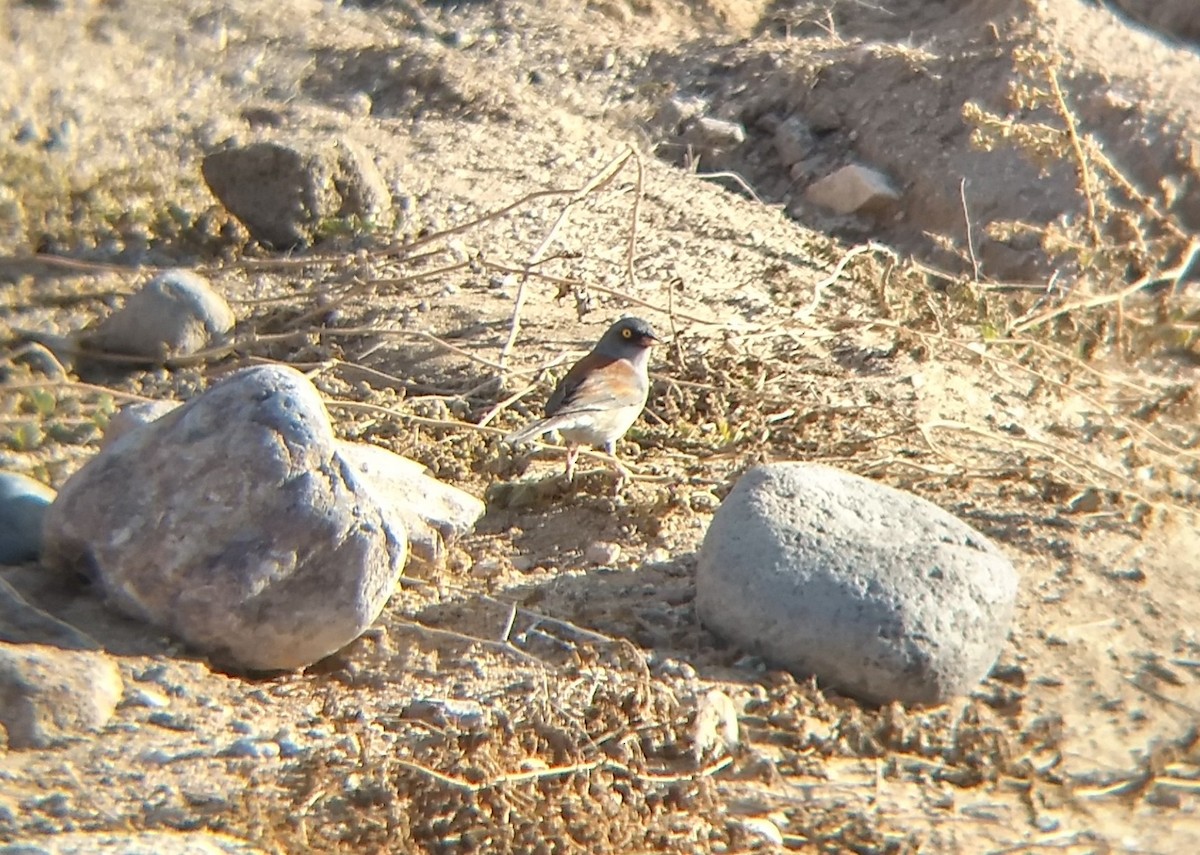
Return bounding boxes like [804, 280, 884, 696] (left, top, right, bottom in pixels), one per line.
[0, 642, 123, 748]
[0, 832, 265, 855]
[0, 473, 55, 564]
[41, 365, 408, 671]
[99, 401, 484, 569]
[81, 270, 235, 362]
[696, 464, 1018, 706]
[201, 137, 391, 247]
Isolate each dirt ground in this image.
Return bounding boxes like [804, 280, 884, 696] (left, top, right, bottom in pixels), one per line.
[3, 0, 1200, 852]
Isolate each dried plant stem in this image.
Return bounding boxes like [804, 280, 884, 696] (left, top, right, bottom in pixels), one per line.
[396, 755, 732, 794]
[1008, 238, 1200, 334]
[1047, 65, 1102, 247]
[498, 148, 634, 374]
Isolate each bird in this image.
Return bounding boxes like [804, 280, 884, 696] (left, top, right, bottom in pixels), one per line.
[504, 316, 659, 481]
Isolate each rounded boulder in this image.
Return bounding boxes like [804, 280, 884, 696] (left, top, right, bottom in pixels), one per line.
[696, 463, 1018, 705]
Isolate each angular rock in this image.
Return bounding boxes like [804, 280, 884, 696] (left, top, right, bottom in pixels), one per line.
[0, 472, 55, 564]
[773, 115, 815, 167]
[337, 442, 485, 568]
[696, 463, 1018, 706]
[100, 400, 182, 449]
[0, 832, 266, 855]
[201, 137, 391, 247]
[654, 95, 709, 134]
[0, 642, 123, 748]
[98, 403, 483, 569]
[805, 164, 900, 215]
[80, 270, 235, 363]
[41, 365, 408, 671]
[0, 577, 98, 650]
[682, 115, 746, 152]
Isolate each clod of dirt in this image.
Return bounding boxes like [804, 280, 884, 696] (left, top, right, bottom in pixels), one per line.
[696, 463, 1018, 706]
[0, 642, 123, 749]
[200, 136, 392, 248]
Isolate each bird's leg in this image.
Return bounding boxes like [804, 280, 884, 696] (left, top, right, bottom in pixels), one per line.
[564, 444, 579, 481]
[602, 441, 633, 493]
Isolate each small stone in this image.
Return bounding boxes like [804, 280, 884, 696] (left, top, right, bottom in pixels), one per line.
[738, 818, 784, 847]
[692, 689, 740, 762]
[230, 719, 253, 734]
[655, 95, 709, 133]
[510, 556, 535, 572]
[222, 738, 280, 759]
[696, 464, 1018, 705]
[805, 164, 900, 216]
[0, 643, 123, 749]
[585, 541, 621, 566]
[0, 472, 55, 564]
[773, 115, 815, 166]
[683, 116, 746, 151]
[119, 687, 170, 709]
[41, 365, 409, 672]
[80, 270, 235, 363]
[405, 697, 489, 730]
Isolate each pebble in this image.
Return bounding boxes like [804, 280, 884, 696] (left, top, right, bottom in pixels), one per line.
[119, 687, 170, 709]
[222, 738, 281, 759]
[0, 472, 56, 564]
[147, 711, 194, 732]
[585, 541, 622, 566]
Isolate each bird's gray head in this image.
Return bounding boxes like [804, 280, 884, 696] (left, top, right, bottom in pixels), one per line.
[595, 316, 659, 359]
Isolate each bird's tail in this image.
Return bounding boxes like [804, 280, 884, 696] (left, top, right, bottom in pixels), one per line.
[504, 419, 551, 446]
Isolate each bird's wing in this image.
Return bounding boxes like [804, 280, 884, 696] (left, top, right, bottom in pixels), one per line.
[545, 353, 646, 417]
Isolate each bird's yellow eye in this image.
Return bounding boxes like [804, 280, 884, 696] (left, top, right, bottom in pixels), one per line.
[621, 328, 632, 339]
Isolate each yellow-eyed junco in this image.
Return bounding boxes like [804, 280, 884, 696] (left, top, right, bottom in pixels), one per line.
[505, 316, 659, 479]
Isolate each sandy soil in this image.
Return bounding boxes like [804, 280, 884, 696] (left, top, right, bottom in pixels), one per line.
[3, 0, 1200, 851]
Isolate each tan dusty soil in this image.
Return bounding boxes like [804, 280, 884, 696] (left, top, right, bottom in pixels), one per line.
[2, 0, 1200, 852]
